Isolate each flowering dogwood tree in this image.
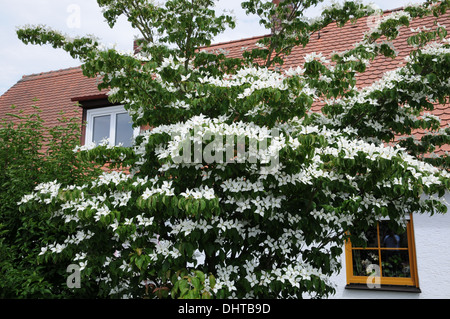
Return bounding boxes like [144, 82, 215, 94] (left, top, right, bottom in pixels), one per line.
[17, 0, 450, 298]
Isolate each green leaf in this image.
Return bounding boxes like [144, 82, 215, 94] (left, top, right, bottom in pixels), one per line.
[195, 270, 205, 283]
[200, 199, 206, 212]
[191, 277, 201, 290]
[171, 196, 178, 209]
[179, 280, 189, 297]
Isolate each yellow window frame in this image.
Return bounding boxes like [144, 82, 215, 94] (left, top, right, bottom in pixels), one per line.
[345, 215, 419, 288]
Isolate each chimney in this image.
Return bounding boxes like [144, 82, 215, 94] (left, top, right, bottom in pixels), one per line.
[133, 38, 143, 54]
[271, 0, 293, 34]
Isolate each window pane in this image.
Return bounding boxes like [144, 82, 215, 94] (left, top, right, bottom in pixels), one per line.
[93, 115, 111, 144]
[352, 249, 380, 277]
[381, 250, 411, 278]
[365, 225, 379, 247]
[115, 112, 134, 147]
[352, 225, 378, 248]
[380, 221, 408, 248]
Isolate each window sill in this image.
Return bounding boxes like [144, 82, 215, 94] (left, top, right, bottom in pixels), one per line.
[345, 283, 421, 293]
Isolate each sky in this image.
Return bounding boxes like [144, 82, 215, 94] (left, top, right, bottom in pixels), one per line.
[0, 0, 420, 96]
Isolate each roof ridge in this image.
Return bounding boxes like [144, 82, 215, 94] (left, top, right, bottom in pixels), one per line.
[205, 5, 407, 49]
[19, 66, 82, 82]
[206, 34, 270, 49]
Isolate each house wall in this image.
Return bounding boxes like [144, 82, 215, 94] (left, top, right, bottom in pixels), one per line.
[328, 193, 450, 299]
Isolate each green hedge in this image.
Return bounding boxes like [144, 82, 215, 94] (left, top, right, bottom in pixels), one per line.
[0, 103, 101, 298]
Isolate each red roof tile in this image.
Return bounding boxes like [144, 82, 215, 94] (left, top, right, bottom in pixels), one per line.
[206, 10, 450, 87]
[204, 10, 450, 120]
[0, 66, 106, 128]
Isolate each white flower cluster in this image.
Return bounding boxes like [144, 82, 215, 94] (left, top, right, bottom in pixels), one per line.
[148, 239, 181, 262]
[115, 48, 151, 62]
[92, 171, 131, 188]
[17, 180, 61, 205]
[197, 66, 287, 99]
[180, 186, 215, 200]
[244, 101, 272, 117]
[165, 100, 191, 110]
[304, 52, 331, 64]
[73, 137, 132, 152]
[220, 177, 265, 193]
[135, 114, 280, 171]
[142, 180, 175, 199]
[39, 229, 94, 256]
[366, 10, 412, 34]
[110, 191, 132, 208]
[242, 256, 329, 292]
[262, 229, 304, 256]
[224, 194, 285, 217]
[413, 41, 450, 60]
[169, 219, 211, 236]
[168, 216, 253, 239]
[213, 264, 239, 293]
[310, 208, 354, 230]
[156, 55, 188, 73]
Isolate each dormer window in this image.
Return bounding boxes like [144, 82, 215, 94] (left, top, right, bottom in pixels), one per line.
[85, 105, 139, 147]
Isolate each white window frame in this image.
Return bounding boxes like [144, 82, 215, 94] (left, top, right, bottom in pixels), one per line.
[85, 105, 139, 147]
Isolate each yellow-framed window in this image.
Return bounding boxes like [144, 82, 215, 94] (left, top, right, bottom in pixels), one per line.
[345, 215, 419, 289]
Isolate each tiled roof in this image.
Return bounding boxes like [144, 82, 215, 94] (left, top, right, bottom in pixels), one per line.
[0, 66, 106, 128]
[203, 9, 450, 147]
[205, 9, 449, 86]
[1, 8, 449, 132]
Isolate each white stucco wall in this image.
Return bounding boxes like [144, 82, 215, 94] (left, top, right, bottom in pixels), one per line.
[328, 209, 450, 299]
